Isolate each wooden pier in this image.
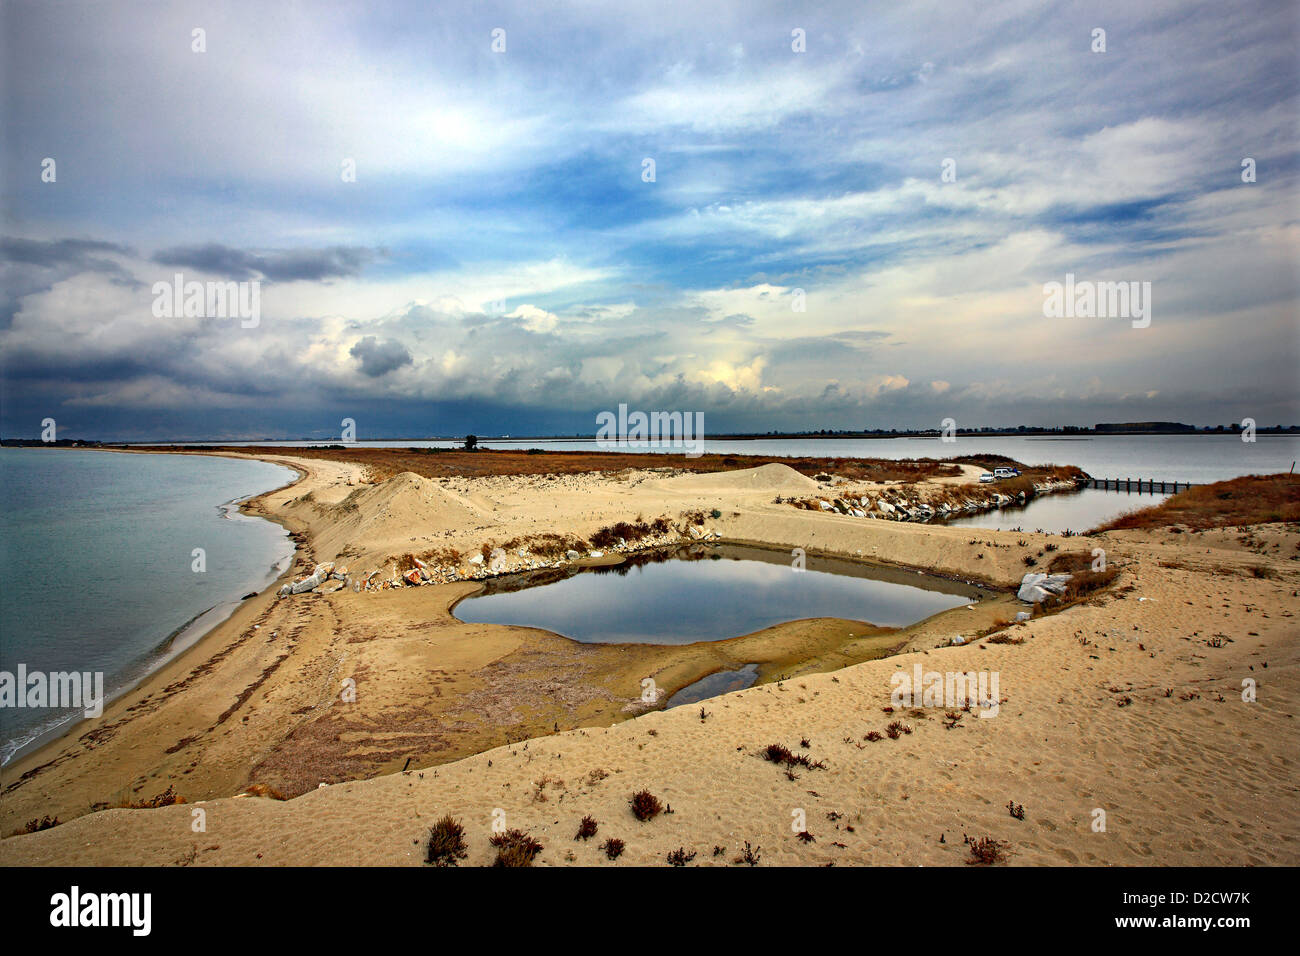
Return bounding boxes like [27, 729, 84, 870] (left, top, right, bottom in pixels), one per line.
[1087, 477, 1195, 494]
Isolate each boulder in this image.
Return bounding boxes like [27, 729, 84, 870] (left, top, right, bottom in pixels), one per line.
[877, 500, 895, 515]
[403, 569, 423, 585]
[469, 553, 484, 565]
[1017, 572, 1072, 603]
[818, 500, 833, 512]
[565, 550, 580, 561]
[291, 571, 326, 594]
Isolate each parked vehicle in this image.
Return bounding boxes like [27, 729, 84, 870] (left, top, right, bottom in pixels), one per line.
[993, 467, 1020, 479]
[979, 472, 996, 483]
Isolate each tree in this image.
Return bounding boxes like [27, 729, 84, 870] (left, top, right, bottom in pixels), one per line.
[464, 434, 478, 451]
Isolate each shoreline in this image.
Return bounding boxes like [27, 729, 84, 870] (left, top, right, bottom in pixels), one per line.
[2, 467, 304, 768]
[0, 451, 315, 784]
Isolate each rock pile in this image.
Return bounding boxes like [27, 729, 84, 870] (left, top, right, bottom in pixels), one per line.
[276, 526, 713, 597]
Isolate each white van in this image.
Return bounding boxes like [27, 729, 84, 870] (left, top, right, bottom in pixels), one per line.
[993, 467, 1020, 480]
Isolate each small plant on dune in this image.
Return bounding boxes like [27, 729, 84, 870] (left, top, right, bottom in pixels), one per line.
[864, 731, 884, 742]
[986, 633, 1025, 645]
[630, 789, 664, 821]
[762, 743, 826, 770]
[575, 815, 599, 841]
[965, 835, 1007, 865]
[667, 847, 697, 866]
[1007, 801, 1025, 821]
[884, 721, 912, 740]
[425, 814, 469, 866]
[734, 840, 762, 866]
[601, 837, 625, 860]
[490, 828, 543, 867]
[796, 830, 816, 843]
[20, 815, 59, 834]
[120, 785, 185, 809]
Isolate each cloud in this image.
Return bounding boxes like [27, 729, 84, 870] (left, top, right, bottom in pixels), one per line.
[349, 336, 413, 377]
[0, 237, 138, 326]
[151, 244, 377, 282]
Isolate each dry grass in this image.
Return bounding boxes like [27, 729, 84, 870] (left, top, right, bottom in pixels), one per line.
[425, 814, 468, 866]
[117, 785, 185, 809]
[1092, 474, 1299, 532]
[489, 828, 543, 867]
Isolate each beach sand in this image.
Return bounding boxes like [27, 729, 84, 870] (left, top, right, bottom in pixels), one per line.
[1, 452, 1296, 865]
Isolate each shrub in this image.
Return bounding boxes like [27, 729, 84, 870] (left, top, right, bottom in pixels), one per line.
[965, 835, 1007, 865]
[490, 829, 543, 867]
[575, 815, 598, 841]
[667, 847, 697, 866]
[601, 837, 625, 859]
[425, 814, 468, 866]
[630, 789, 663, 821]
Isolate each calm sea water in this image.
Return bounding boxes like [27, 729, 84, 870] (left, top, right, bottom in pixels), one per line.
[0, 450, 296, 764]
[453, 544, 979, 644]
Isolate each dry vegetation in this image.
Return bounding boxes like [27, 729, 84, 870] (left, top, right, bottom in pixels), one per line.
[1093, 474, 1299, 532]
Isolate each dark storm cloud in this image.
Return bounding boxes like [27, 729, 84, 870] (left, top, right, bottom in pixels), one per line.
[150, 244, 377, 282]
[350, 336, 413, 377]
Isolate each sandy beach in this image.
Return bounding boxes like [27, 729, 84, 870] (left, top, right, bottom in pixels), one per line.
[1, 449, 1296, 866]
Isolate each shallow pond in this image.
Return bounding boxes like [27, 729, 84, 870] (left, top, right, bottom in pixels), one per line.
[452, 543, 981, 645]
[665, 663, 760, 708]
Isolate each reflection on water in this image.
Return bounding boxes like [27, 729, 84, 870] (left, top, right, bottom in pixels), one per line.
[453, 543, 981, 645]
[942, 487, 1170, 534]
[665, 663, 760, 708]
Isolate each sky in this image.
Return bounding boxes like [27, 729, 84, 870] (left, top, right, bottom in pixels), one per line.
[1, 0, 1298, 440]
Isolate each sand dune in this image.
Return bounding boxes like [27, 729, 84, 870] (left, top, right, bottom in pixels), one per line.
[648, 462, 822, 495]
